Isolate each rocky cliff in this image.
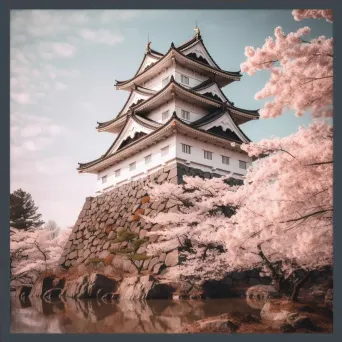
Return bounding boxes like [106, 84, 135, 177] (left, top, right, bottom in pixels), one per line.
[59, 162, 226, 275]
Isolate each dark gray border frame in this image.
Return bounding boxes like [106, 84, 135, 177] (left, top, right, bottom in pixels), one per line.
[1, 0, 340, 341]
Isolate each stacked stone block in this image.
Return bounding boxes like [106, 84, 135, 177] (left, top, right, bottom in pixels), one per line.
[59, 163, 227, 274]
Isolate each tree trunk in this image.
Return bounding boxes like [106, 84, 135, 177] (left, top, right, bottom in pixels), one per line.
[291, 272, 311, 301]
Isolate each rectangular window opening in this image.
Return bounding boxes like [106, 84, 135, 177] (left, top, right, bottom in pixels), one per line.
[204, 150, 213, 160]
[239, 160, 247, 169]
[129, 162, 136, 171]
[162, 110, 169, 122]
[101, 175, 107, 184]
[181, 110, 190, 121]
[145, 154, 152, 164]
[222, 156, 230, 165]
[161, 146, 169, 157]
[181, 143, 191, 154]
[181, 74, 190, 85]
[162, 77, 169, 87]
[115, 169, 121, 177]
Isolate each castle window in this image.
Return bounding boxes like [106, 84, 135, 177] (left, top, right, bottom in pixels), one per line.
[222, 156, 230, 165]
[204, 150, 213, 160]
[181, 74, 190, 85]
[101, 175, 107, 184]
[161, 146, 169, 156]
[181, 110, 190, 121]
[181, 143, 191, 154]
[239, 160, 247, 169]
[129, 162, 136, 171]
[162, 110, 169, 121]
[162, 77, 169, 87]
[115, 169, 121, 177]
[145, 154, 152, 164]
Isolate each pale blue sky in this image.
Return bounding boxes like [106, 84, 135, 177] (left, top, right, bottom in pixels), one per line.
[10, 10, 332, 227]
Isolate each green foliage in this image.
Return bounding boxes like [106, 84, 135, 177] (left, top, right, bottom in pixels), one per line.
[10, 189, 44, 230]
[110, 248, 135, 254]
[86, 258, 105, 265]
[130, 254, 151, 261]
[109, 228, 150, 274]
[132, 238, 149, 251]
[114, 229, 138, 242]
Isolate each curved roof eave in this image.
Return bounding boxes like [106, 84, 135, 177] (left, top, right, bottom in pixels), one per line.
[115, 46, 241, 88]
[191, 108, 252, 143]
[78, 112, 179, 171]
[178, 36, 223, 70]
[131, 75, 224, 113]
[78, 112, 248, 172]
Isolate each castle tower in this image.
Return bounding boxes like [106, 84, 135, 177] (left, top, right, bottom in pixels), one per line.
[78, 28, 259, 194]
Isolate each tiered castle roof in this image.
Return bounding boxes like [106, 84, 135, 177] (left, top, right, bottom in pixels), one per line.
[78, 28, 259, 174]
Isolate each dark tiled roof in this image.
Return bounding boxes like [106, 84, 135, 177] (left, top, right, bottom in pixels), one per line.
[117, 131, 147, 151]
[207, 126, 242, 143]
[191, 78, 215, 91]
[191, 108, 252, 142]
[78, 112, 247, 171]
[191, 108, 225, 126]
[115, 46, 241, 87]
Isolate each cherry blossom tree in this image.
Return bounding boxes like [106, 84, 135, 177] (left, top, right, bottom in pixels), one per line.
[145, 10, 333, 301]
[146, 122, 332, 299]
[10, 226, 70, 287]
[240, 9, 333, 119]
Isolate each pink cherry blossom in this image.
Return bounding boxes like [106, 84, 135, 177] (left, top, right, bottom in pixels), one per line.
[240, 12, 332, 119]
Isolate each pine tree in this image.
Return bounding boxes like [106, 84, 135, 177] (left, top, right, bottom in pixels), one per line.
[10, 189, 44, 230]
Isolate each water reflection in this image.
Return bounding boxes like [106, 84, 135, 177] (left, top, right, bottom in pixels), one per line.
[11, 295, 259, 333]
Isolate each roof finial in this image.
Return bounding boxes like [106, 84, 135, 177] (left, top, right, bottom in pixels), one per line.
[146, 32, 151, 53]
[194, 21, 200, 40]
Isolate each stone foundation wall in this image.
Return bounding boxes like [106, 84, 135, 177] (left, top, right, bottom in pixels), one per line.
[59, 163, 229, 274]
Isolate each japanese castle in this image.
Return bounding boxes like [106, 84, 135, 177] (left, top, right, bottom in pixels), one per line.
[78, 27, 259, 194]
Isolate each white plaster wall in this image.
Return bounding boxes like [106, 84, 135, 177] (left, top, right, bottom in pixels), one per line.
[181, 42, 217, 68]
[121, 92, 151, 115]
[174, 97, 207, 123]
[95, 133, 251, 194]
[96, 135, 177, 193]
[141, 67, 173, 91]
[140, 64, 208, 91]
[175, 135, 252, 176]
[145, 98, 208, 124]
[174, 64, 207, 88]
[196, 83, 226, 102]
[108, 118, 154, 154]
[138, 55, 160, 75]
[146, 100, 174, 123]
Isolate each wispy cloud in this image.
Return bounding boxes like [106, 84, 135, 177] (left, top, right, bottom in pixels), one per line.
[100, 10, 140, 23]
[55, 82, 68, 90]
[11, 113, 64, 160]
[35, 156, 72, 175]
[10, 9, 144, 227]
[11, 92, 32, 104]
[39, 42, 76, 59]
[79, 29, 124, 45]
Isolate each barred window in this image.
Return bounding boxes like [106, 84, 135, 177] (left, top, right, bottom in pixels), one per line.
[129, 162, 136, 171]
[115, 169, 121, 177]
[204, 150, 213, 160]
[222, 156, 230, 165]
[145, 154, 152, 164]
[101, 175, 107, 184]
[181, 74, 189, 85]
[181, 143, 191, 154]
[162, 77, 169, 87]
[239, 160, 247, 169]
[161, 146, 169, 156]
[162, 110, 169, 121]
[181, 110, 190, 120]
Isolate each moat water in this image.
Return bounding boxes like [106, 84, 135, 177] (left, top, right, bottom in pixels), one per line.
[10, 295, 260, 333]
